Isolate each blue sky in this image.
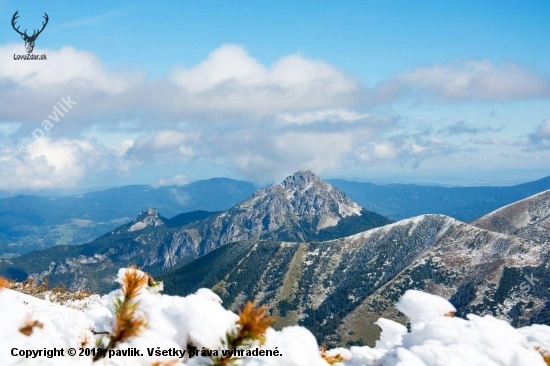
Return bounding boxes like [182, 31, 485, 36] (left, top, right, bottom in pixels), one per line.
[3, 1, 548, 80]
[0, 0, 549, 192]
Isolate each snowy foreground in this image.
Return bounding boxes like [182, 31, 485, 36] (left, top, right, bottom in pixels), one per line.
[1, 268, 550, 366]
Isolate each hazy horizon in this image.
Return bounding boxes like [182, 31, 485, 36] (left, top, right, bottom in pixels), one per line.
[1, 168, 549, 199]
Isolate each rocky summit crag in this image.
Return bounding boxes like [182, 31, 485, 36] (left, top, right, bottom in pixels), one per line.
[0, 171, 391, 293]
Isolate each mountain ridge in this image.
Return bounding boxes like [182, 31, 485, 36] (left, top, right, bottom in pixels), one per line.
[2, 173, 549, 348]
[3, 173, 550, 257]
[472, 189, 550, 243]
[161, 209, 549, 347]
[0, 171, 392, 293]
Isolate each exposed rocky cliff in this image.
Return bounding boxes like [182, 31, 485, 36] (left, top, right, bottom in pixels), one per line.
[128, 208, 166, 232]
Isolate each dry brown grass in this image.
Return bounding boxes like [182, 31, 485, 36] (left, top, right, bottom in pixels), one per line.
[320, 345, 347, 364]
[8, 277, 92, 303]
[152, 361, 180, 366]
[19, 315, 43, 336]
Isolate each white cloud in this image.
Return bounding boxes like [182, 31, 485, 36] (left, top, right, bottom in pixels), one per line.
[277, 109, 372, 125]
[132, 131, 194, 150]
[199, 126, 364, 183]
[530, 118, 550, 141]
[355, 137, 457, 168]
[374, 60, 550, 103]
[126, 130, 198, 162]
[1, 42, 548, 190]
[0, 44, 144, 127]
[468, 137, 528, 146]
[0, 43, 364, 130]
[441, 120, 502, 135]
[371, 141, 400, 160]
[168, 44, 362, 117]
[0, 138, 104, 190]
[0, 44, 141, 93]
[0, 122, 21, 137]
[151, 174, 189, 188]
[527, 118, 550, 150]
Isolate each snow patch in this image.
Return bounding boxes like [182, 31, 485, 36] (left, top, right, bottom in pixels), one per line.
[338, 201, 362, 217]
[317, 215, 339, 230]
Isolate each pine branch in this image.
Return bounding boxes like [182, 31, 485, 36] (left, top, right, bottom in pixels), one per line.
[213, 301, 274, 366]
[93, 267, 148, 362]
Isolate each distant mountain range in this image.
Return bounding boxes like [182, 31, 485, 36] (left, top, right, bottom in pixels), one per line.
[2, 174, 549, 258]
[0, 171, 391, 293]
[327, 175, 550, 221]
[0, 178, 256, 257]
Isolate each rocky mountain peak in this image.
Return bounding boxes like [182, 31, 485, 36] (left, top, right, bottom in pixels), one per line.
[7, 172, 390, 292]
[128, 208, 165, 232]
[222, 171, 369, 244]
[280, 170, 321, 190]
[244, 171, 361, 220]
[280, 171, 361, 219]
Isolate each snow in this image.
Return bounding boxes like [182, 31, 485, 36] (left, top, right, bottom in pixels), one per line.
[337, 201, 362, 217]
[238, 193, 264, 211]
[479, 189, 550, 220]
[374, 319, 407, 350]
[241, 327, 328, 366]
[0, 289, 95, 365]
[2, 271, 550, 365]
[396, 290, 456, 326]
[317, 216, 339, 230]
[345, 214, 456, 243]
[369, 290, 548, 366]
[128, 221, 148, 231]
[519, 325, 550, 357]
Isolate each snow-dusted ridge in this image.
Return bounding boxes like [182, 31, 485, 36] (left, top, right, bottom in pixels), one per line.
[472, 188, 550, 243]
[476, 189, 550, 220]
[344, 214, 457, 241]
[159, 211, 548, 347]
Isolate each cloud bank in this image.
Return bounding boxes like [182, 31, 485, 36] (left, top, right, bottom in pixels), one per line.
[0, 43, 549, 190]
